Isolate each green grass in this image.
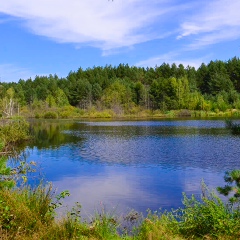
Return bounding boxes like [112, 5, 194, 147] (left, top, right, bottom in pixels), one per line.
[22, 104, 240, 120]
[0, 117, 29, 147]
[0, 182, 240, 240]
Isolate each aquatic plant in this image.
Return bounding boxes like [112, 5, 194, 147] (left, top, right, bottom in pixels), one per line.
[0, 142, 15, 190]
[225, 119, 240, 134]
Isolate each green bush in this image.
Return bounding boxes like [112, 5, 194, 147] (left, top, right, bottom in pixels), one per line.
[0, 118, 29, 145]
[175, 193, 238, 238]
[43, 111, 58, 119]
[138, 183, 240, 239]
[225, 119, 240, 134]
[35, 113, 41, 119]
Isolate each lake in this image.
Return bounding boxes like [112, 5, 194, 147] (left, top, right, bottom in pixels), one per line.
[21, 119, 240, 217]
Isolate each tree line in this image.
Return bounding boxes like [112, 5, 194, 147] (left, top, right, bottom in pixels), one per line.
[1, 57, 240, 117]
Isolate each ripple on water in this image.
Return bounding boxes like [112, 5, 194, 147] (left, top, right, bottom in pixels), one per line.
[25, 119, 240, 215]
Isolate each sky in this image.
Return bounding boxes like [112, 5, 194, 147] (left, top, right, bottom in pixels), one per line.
[0, 0, 240, 82]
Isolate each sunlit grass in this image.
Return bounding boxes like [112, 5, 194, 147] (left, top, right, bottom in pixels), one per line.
[0, 182, 240, 239]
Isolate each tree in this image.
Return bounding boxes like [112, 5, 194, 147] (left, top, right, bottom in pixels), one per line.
[157, 63, 172, 79]
[226, 57, 240, 92]
[176, 64, 186, 79]
[149, 79, 161, 109]
[24, 78, 36, 105]
[197, 63, 210, 94]
[92, 83, 102, 102]
[215, 93, 229, 111]
[177, 77, 190, 109]
[46, 94, 56, 108]
[186, 65, 197, 91]
[55, 88, 69, 107]
[101, 80, 132, 113]
[188, 91, 202, 110]
[134, 81, 144, 105]
[149, 77, 179, 110]
[207, 60, 233, 95]
[2, 88, 15, 117]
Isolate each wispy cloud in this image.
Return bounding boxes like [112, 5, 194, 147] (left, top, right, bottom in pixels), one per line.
[0, 64, 47, 82]
[136, 0, 240, 69]
[1, 0, 239, 75]
[136, 51, 210, 69]
[0, 64, 32, 82]
[177, 0, 240, 48]
[0, 0, 178, 50]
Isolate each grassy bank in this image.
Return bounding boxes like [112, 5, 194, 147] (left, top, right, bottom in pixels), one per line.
[0, 183, 240, 239]
[21, 105, 240, 119]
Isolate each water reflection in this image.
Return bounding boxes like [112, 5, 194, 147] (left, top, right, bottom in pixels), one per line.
[45, 163, 225, 216]
[28, 120, 84, 149]
[24, 119, 240, 215]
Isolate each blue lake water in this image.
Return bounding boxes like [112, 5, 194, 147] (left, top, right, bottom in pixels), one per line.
[22, 119, 240, 216]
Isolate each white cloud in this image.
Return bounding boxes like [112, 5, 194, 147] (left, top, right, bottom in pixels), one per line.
[177, 0, 240, 47]
[0, 0, 239, 72]
[0, 64, 50, 82]
[0, 64, 33, 82]
[136, 52, 209, 69]
[53, 169, 163, 217]
[136, 0, 240, 70]
[0, 0, 177, 50]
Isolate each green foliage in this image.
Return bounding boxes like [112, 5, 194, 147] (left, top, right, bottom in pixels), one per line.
[55, 87, 69, 107]
[0, 185, 69, 235]
[0, 180, 240, 239]
[225, 119, 240, 134]
[217, 170, 240, 204]
[0, 151, 15, 190]
[1, 157, 37, 193]
[138, 183, 240, 240]
[1, 57, 240, 116]
[0, 120, 30, 190]
[175, 193, 236, 237]
[102, 80, 133, 110]
[49, 190, 70, 215]
[46, 94, 57, 108]
[0, 118, 29, 145]
[88, 206, 121, 239]
[43, 111, 58, 119]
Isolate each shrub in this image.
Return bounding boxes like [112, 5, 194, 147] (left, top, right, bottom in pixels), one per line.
[175, 192, 238, 238]
[0, 118, 29, 145]
[58, 111, 71, 119]
[225, 119, 240, 134]
[137, 183, 240, 240]
[43, 111, 58, 119]
[35, 113, 41, 119]
[177, 109, 191, 117]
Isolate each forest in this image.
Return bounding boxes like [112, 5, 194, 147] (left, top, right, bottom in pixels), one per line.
[1, 57, 240, 118]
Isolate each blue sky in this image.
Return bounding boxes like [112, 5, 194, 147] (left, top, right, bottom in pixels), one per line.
[0, 0, 240, 82]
